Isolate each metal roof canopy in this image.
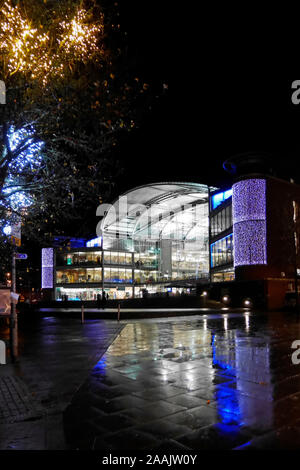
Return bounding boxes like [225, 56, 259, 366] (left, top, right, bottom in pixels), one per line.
[100, 182, 214, 241]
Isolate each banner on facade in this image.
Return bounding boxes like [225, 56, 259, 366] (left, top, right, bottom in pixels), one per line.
[11, 221, 21, 247]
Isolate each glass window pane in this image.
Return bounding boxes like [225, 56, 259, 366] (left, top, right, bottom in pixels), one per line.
[111, 269, 119, 281]
[111, 252, 119, 264]
[104, 268, 111, 281]
[119, 253, 126, 264]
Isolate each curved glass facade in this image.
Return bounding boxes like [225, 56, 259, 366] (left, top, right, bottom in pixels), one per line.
[45, 182, 235, 300]
[99, 183, 211, 283]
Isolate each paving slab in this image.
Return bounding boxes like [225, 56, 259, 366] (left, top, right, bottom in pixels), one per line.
[0, 317, 123, 449]
[63, 312, 300, 450]
[3, 311, 300, 450]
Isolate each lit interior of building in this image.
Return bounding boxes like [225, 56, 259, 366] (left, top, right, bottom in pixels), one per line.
[42, 182, 236, 300]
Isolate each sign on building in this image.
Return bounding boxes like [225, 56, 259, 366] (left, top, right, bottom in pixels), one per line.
[15, 253, 28, 260]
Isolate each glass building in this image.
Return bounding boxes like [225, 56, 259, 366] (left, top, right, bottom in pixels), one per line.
[210, 188, 235, 283]
[42, 182, 229, 300]
[41, 152, 300, 310]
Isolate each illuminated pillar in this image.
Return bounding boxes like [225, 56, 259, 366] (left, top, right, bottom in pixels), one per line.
[233, 179, 267, 269]
[42, 248, 54, 300]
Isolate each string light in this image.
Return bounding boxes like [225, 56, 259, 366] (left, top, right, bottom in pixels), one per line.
[232, 179, 267, 266]
[42, 248, 54, 288]
[2, 126, 44, 209]
[58, 9, 103, 62]
[0, 1, 104, 85]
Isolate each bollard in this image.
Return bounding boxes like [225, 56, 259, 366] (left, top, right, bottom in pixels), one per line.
[117, 303, 120, 322]
[81, 303, 84, 324]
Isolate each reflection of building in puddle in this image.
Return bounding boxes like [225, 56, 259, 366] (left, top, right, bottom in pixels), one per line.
[107, 323, 160, 356]
[212, 328, 273, 430]
[106, 322, 214, 388]
[172, 323, 212, 357]
[169, 324, 213, 390]
[108, 322, 212, 359]
[106, 319, 274, 430]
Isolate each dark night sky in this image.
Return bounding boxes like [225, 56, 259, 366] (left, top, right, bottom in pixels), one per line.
[113, 2, 300, 195]
[22, 3, 300, 278]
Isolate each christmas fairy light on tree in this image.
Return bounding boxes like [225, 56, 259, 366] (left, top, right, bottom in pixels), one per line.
[0, 0, 147, 255]
[0, 0, 104, 84]
[0, 1, 50, 79]
[58, 8, 103, 61]
[2, 126, 44, 210]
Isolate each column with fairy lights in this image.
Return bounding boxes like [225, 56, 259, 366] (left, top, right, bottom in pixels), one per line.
[223, 153, 273, 282]
[232, 178, 267, 268]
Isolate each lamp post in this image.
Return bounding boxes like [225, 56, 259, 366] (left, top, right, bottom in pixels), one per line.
[294, 238, 299, 312]
[5, 220, 21, 362]
[10, 246, 18, 362]
[100, 233, 104, 301]
[293, 201, 299, 312]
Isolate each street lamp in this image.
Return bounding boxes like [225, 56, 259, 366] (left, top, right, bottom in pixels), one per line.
[243, 298, 252, 308]
[202, 290, 208, 307]
[222, 295, 230, 305]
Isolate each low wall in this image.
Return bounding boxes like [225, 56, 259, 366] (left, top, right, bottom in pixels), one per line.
[199, 278, 293, 310]
[198, 280, 266, 309]
[35, 295, 220, 311]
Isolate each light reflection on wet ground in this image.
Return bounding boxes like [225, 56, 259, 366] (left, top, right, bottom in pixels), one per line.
[64, 311, 300, 450]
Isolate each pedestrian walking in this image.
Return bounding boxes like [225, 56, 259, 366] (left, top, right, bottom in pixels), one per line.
[102, 292, 107, 309]
[97, 293, 102, 309]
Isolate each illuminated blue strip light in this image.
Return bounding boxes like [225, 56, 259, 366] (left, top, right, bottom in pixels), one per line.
[232, 179, 267, 267]
[212, 335, 242, 424]
[211, 189, 233, 210]
[42, 248, 54, 288]
[86, 236, 102, 247]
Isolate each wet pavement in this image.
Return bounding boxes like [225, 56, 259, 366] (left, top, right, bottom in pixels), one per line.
[0, 316, 122, 449]
[0, 376, 42, 423]
[2, 311, 300, 450]
[64, 312, 300, 450]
